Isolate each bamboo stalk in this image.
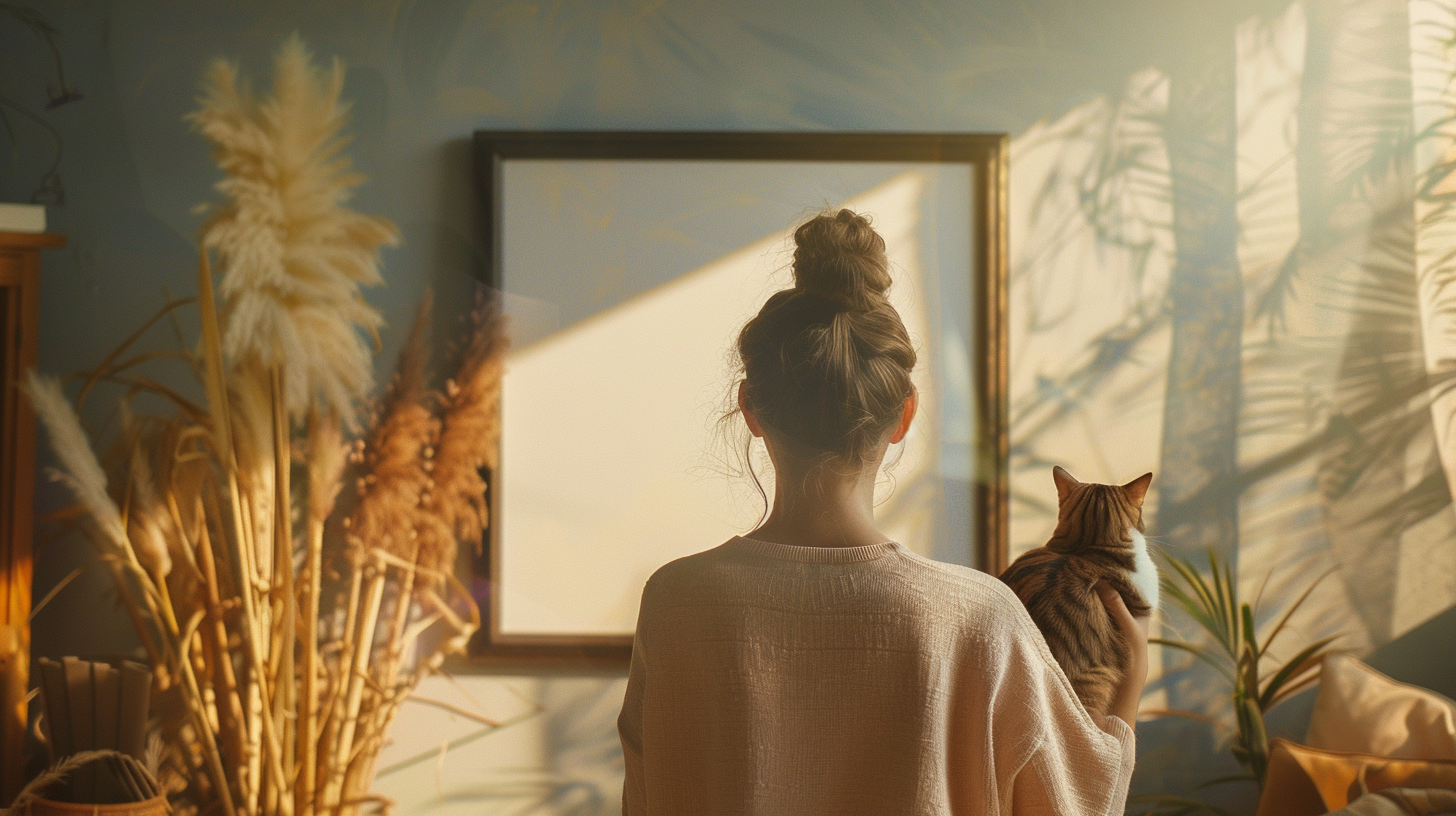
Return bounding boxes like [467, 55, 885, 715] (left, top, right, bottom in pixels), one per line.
[315, 555, 363, 814]
[195, 500, 247, 807]
[245, 676, 262, 813]
[297, 413, 337, 815]
[237, 487, 263, 813]
[270, 367, 296, 816]
[344, 544, 423, 790]
[173, 612, 238, 816]
[199, 249, 288, 811]
[341, 682, 414, 806]
[358, 544, 420, 756]
[322, 557, 387, 810]
[132, 508, 235, 816]
[340, 721, 390, 810]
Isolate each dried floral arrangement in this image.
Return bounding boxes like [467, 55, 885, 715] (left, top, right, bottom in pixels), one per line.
[24, 35, 506, 815]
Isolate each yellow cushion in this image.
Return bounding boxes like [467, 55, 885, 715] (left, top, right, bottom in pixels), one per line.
[1307, 654, 1456, 761]
[1256, 739, 1456, 816]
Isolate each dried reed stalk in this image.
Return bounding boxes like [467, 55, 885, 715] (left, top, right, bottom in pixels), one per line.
[27, 35, 504, 816]
[300, 412, 345, 815]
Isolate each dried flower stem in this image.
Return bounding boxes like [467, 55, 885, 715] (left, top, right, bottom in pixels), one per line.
[269, 367, 297, 816]
[194, 505, 247, 800]
[201, 249, 284, 812]
[333, 557, 387, 809]
[298, 412, 343, 815]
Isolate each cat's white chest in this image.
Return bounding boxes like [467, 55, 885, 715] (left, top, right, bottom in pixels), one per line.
[1128, 529, 1160, 610]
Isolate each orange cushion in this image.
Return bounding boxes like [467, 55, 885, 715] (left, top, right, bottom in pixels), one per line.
[1255, 739, 1456, 816]
[1308, 654, 1456, 761]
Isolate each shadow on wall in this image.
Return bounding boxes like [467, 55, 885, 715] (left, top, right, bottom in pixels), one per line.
[428, 679, 626, 815]
[1366, 604, 1456, 702]
[1010, 0, 1456, 727]
[373, 675, 627, 815]
[1007, 0, 1456, 809]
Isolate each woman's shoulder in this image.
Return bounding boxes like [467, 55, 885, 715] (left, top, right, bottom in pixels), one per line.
[894, 550, 1074, 663]
[638, 537, 743, 597]
[894, 550, 1034, 616]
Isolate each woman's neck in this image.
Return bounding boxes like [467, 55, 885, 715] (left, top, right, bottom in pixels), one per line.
[746, 461, 891, 548]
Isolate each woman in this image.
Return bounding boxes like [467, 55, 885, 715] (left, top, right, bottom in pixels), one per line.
[618, 209, 1147, 815]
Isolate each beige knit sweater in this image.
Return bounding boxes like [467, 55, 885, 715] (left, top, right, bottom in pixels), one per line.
[617, 535, 1136, 815]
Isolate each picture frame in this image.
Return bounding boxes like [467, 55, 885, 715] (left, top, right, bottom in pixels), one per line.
[464, 131, 1008, 669]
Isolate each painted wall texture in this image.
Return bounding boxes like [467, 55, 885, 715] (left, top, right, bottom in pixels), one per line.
[5, 0, 1456, 813]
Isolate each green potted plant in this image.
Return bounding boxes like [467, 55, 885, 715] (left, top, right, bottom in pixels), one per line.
[1131, 549, 1342, 815]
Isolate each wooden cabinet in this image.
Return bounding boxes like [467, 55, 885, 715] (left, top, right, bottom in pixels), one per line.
[0, 232, 59, 802]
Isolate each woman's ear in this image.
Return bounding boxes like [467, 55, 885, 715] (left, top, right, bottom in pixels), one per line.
[738, 380, 765, 439]
[888, 387, 919, 445]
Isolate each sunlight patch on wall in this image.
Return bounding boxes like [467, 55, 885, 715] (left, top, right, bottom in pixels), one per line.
[1007, 67, 1174, 561]
[1405, 0, 1456, 636]
[1232, 0, 1373, 661]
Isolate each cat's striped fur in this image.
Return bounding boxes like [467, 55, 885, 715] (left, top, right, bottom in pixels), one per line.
[999, 466, 1156, 717]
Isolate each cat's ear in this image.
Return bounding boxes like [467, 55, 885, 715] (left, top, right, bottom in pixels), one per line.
[1052, 466, 1081, 503]
[1121, 472, 1154, 507]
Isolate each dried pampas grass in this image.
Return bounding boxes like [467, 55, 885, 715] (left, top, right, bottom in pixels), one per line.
[122, 406, 173, 580]
[189, 32, 398, 426]
[26, 34, 507, 816]
[342, 296, 439, 565]
[23, 372, 129, 550]
[430, 292, 510, 563]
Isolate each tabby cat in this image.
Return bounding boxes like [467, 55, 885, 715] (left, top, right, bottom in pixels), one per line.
[999, 466, 1158, 717]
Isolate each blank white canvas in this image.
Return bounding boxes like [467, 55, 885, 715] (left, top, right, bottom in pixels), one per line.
[497, 160, 973, 636]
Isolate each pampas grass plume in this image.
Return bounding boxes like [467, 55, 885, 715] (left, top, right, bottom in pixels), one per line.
[22, 371, 129, 549]
[121, 405, 173, 579]
[429, 295, 509, 566]
[190, 32, 399, 425]
[347, 297, 437, 560]
[308, 411, 348, 524]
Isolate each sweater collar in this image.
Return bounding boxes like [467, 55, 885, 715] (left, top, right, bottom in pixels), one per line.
[727, 535, 902, 563]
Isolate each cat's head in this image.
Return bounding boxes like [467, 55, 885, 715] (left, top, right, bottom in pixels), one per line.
[1048, 466, 1154, 551]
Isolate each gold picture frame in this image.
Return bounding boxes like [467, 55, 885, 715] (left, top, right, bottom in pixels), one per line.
[464, 132, 1008, 670]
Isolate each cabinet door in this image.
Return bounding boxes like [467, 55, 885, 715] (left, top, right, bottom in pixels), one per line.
[0, 236, 45, 803]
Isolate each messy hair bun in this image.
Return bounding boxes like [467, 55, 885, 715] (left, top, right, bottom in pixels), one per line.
[734, 208, 917, 469]
[791, 209, 894, 312]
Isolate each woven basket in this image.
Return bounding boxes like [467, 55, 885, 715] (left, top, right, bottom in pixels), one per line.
[25, 797, 169, 816]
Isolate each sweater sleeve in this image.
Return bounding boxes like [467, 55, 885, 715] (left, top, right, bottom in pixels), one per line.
[618, 612, 648, 814]
[995, 617, 1137, 815]
[1010, 713, 1135, 815]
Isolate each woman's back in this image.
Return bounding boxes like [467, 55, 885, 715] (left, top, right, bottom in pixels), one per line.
[618, 535, 1135, 815]
[618, 209, 1142, 814]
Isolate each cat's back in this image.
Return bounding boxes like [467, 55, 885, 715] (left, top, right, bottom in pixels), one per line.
[1001, 544, 1098, 600]
[1000, 468, 1155, 716]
